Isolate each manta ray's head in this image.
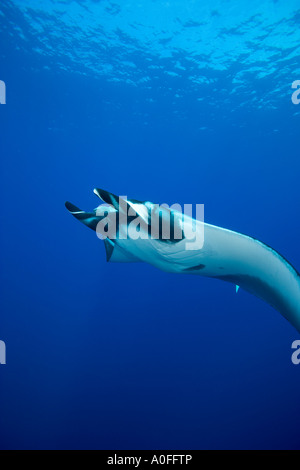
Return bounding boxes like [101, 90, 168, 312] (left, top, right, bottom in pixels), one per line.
[65, 188, 185, 244]
[65, 189, 118, 232]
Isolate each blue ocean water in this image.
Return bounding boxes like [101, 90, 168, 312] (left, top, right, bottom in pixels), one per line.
[0, 0, 300, 450]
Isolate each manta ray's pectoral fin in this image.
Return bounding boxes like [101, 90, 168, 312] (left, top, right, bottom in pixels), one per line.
[65, 201, 100, 231]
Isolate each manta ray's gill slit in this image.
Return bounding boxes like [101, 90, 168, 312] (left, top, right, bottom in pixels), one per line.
[184, 264, 206, 271]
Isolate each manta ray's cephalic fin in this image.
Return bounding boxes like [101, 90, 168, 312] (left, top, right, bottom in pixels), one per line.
[65, 201, 101, 231]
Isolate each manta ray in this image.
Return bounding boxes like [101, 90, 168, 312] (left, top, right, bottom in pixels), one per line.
[65, 188, 300, 333]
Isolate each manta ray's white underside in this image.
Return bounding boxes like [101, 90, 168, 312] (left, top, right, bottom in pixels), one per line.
[65, 188, 300, 333]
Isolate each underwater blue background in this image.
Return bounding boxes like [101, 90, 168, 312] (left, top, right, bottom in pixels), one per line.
[0, 0, 300, 450]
